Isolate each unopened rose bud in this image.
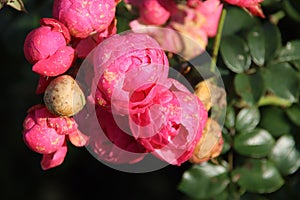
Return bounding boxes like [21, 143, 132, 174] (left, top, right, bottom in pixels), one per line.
[44, 75, 86, 117]
[190, 118, 223, 164]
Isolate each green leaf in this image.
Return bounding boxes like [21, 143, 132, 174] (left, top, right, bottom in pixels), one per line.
[259, 106, 291, 137]
[220, 36, 251, 73]
[232, 159, 284, 193]
[178, 163, 230, 199]
[222, 129, 231, 154]
[234, 128, 275, 158]
[236, 107, 260, 132]
[225, 106, 235, 128]
[263, 23, 282, 62]
[7, 0, 27, 12]
[269, 135, 300, 175]
[234, 72, 265, 106]
[262, 62, 300, 102]
[247, 26, 265, 66]
[222, 7, 258, 36]
[278, 40, 300, 62]
[286, 104, 300, 126]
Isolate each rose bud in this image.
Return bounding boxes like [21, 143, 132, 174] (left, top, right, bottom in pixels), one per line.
[189, 118, 224, 164]
[44, 75, 86, 117]
[23, 105, 66, 154]
[126, 0, 176, 26]
[24, 18, 75, 76]
[23, 104, 88, 169]
[52, 0, 117, 38]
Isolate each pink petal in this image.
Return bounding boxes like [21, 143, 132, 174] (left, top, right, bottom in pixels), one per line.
[47, 117, 78, 135]
[52, 0, 116, 38]
[138, 0, 171, 25]
[32, 46, 75, 76]
[196, 0, 223, 37]
[41, 142, 68, 170]
[68, 130, 89, 147]
[74, 103, 147, 164]
[24, 26, 66, 64]
[35, 76, 54, 94]
[245, 5, 265, 18]
[40, 18, 71, 43]
[150, 79, 208, 165]
[92, 32, 169, 110]
[23, 124, 65, 154]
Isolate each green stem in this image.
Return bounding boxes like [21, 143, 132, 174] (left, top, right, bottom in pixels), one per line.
[258, 95, 292, 107]
[211, 9, 227, 73]
[269, 11, 285, 25]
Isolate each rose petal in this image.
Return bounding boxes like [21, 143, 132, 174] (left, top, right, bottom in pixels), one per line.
[41, 142, 68, 170]
[24, 26, 67, 64]
[32, 46, 75, 76]
[68, 130, 89, 147]
[35, 76, 54, 94]
[40, 18, 71, 43]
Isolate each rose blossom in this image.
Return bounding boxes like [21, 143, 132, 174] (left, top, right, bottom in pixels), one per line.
[169, 4, 209, 55]
[52, 0, 116, 38]
[92, 32, 169, 111]
[24, 18, 75, 76]
[23, 104, 88, 170]
[195, 0, 223, 37]
[87, 32, 208, 166]
[127, 76, 208, 165]
[75, 102, 147, 164]
[125, 0, 177, 26]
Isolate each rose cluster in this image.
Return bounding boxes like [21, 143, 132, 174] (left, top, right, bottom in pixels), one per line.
[78, 32, 208, 165]
[22, 0, 264, 170]
[126, 0, 264, 59]
[22, 0, 118, 170]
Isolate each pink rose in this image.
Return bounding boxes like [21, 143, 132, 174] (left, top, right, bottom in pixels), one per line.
[169, 5, 208, 56]
[127, 76, 208, 165]
[92, 32, 169, 111]
[224, 0, 265, 18]
[75, 103, 147, 164]
[53, 0, 116, 38]
[86, 32, 208, 166]
[24, 18, 75, 76]
[23, 104, 88, 169]
[195, 0, 223, 37]
[127, 0, 176, 26]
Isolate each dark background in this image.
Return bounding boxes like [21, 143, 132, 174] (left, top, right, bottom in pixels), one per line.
[0, 1, 192, 199]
